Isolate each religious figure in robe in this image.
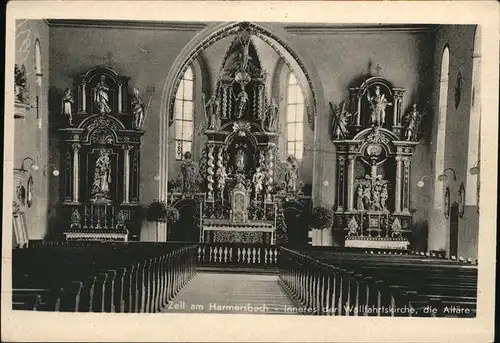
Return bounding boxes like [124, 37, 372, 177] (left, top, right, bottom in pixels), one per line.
[62, 88, 74, 126]
[235, 90, 249, 119]
[367, 85, 391, 127]
[330, 101, 352, 140]
[235, 148, 247, 173]
[180, 151, 199, 194]
[216, 166, 227, 199]
[403, 104, 423, 141]
[356, 184, 365, 211]
[264, 97, 280, 132]
[92, 150, 112, 197]
[252, 167, 265, 200]
[347, 216, 359, 237]
[380, 183, 389, 211]
[94, 75, 112, 114]
[285, 155, 299, 193]
[131, 87, 146, 130]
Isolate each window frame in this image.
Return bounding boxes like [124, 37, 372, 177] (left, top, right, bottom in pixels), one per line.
[174, 66, 195, 161]
[285, 72, 305, 161]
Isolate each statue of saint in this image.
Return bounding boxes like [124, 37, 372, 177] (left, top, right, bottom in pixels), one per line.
[94, 75, 112, 114]
[252, 167, 265, 200]
[404, 104, 422, 141]
[236, 90, 249, 119]
[202, 92, 220, 130]
[356, 184, 365, 211]
[285, 156, 299, 193]
[330, 101, 352, 139]
[371, 183, 382, 211]
[363, 184, 372, 210]
[216, 166, 227, 198]
[367, 85, 391, 126]
[391, 218, 402, 238]
[180, 151, 199, 194]
[264, 97, 279, 132]
[235, 148, 247, 172]
[92, 150, 112, 197]
[380, 183, 389, 211]
[62, 88, 74, 126]
[347, 217, 359, 237]
[131, 87, 146, 130]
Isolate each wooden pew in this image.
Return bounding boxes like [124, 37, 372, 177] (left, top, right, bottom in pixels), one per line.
[278, 247, 477, 318]
[12, 242, 198, 313]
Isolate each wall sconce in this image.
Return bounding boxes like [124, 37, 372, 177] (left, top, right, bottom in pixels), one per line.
[43, 164, 60, 176]
[417, 175, 431, 188]
[438, 168, 457, 182]
[469, 161, 480, 175]
[16, 157, 39, 172]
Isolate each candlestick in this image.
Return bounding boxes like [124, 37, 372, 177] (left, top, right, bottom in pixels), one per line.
[104, 205, 107, 228]
[378, 213, 381, 237]
[90, 203, 94, 228]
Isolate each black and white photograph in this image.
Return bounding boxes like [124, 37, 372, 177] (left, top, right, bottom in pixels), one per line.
[2, 1, 498, 342]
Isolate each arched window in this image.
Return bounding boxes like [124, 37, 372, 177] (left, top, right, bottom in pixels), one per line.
[285, 72, 304, 160]
[35, 39, 42, 85]
[434, 46, 450, 210]
[466, 27, 481, 205]
[174, 66, 194, 160]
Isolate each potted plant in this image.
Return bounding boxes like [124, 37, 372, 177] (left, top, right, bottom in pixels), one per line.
[310, 206, 334, 246]
[147, 200, 179, 241]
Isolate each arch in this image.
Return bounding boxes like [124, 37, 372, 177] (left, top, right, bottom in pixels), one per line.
[158, 21, 325, 200]
[466, 26, 481, 205]
[433, 45, 450, 211]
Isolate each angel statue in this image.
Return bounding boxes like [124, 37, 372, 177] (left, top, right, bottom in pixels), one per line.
[330, 101, 353, 140]
[403, 104, 423, 141]
[347, 216, 359, 237]
[367, 85, 391, 127]
[61, 88, 74, 126]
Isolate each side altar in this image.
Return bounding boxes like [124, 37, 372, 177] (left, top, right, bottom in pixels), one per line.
[331, 74, 424, 250]
[167, 26, 305, 244]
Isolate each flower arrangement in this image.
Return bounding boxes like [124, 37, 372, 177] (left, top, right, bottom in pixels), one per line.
[147, 200, 180, 225]
[311, 206, 334, 230]
[166, 206, 180, 225]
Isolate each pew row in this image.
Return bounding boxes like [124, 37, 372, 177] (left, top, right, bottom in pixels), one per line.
[12, 242, 198, 313]
[278, 248, 477, 318]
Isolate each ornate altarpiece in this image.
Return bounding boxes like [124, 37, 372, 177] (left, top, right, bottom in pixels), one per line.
[58, 67, 143, 241]
[168, 25, 311, 244]
[332, 76, 421, 249]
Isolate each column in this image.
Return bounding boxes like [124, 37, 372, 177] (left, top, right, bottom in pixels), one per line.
[336, 155, 346, 211]
[81, 80, 87, 113]
[393, 97, 399, 127]
[117, 82, 123, 113]
[395, 156, 402, 213]
[347, 155, 356, 211]
[402, 157, 411, 213]
[123, 145, 132, 204]
[356, 96, 362, 126]
[72, 143, 81, 203]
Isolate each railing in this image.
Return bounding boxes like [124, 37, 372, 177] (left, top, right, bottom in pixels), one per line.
[197, 243, 280, 268]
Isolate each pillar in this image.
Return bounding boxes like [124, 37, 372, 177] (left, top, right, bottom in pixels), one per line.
[117, 82, 123, 114]
[72, 143, 81, 203]
[402, 157, 411, 214]
[395, 155, 402, 213]
[123, 145, 132, 204]
[336, 155, 346, 211]
[347, 155, 356, 211]
[81, 80, 87, 113]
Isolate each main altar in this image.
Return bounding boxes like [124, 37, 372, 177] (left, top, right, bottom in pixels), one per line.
[331, 74, 424, 250]
[167, 27, 304, 245]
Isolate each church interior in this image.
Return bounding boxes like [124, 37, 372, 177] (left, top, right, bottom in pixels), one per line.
[10, 20, 481, 318]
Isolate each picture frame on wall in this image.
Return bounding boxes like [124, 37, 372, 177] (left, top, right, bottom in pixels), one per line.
[458, 182, 465, 218]
[444, 186, 450, 219]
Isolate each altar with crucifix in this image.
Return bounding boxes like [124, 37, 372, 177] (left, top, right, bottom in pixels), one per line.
[331, 72, 424, 250]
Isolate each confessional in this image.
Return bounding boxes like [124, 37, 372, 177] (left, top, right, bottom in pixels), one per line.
[57, 67, 144, 241]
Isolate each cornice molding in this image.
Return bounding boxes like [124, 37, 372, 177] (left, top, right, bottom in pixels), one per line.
[284, 24, 441, 35]
[46, 19, 207, 31]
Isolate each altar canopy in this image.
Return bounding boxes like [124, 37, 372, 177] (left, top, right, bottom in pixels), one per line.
[331, 76, 423, 249]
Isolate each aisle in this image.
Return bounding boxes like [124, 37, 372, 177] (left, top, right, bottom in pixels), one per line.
[162, 272, 297, 315]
